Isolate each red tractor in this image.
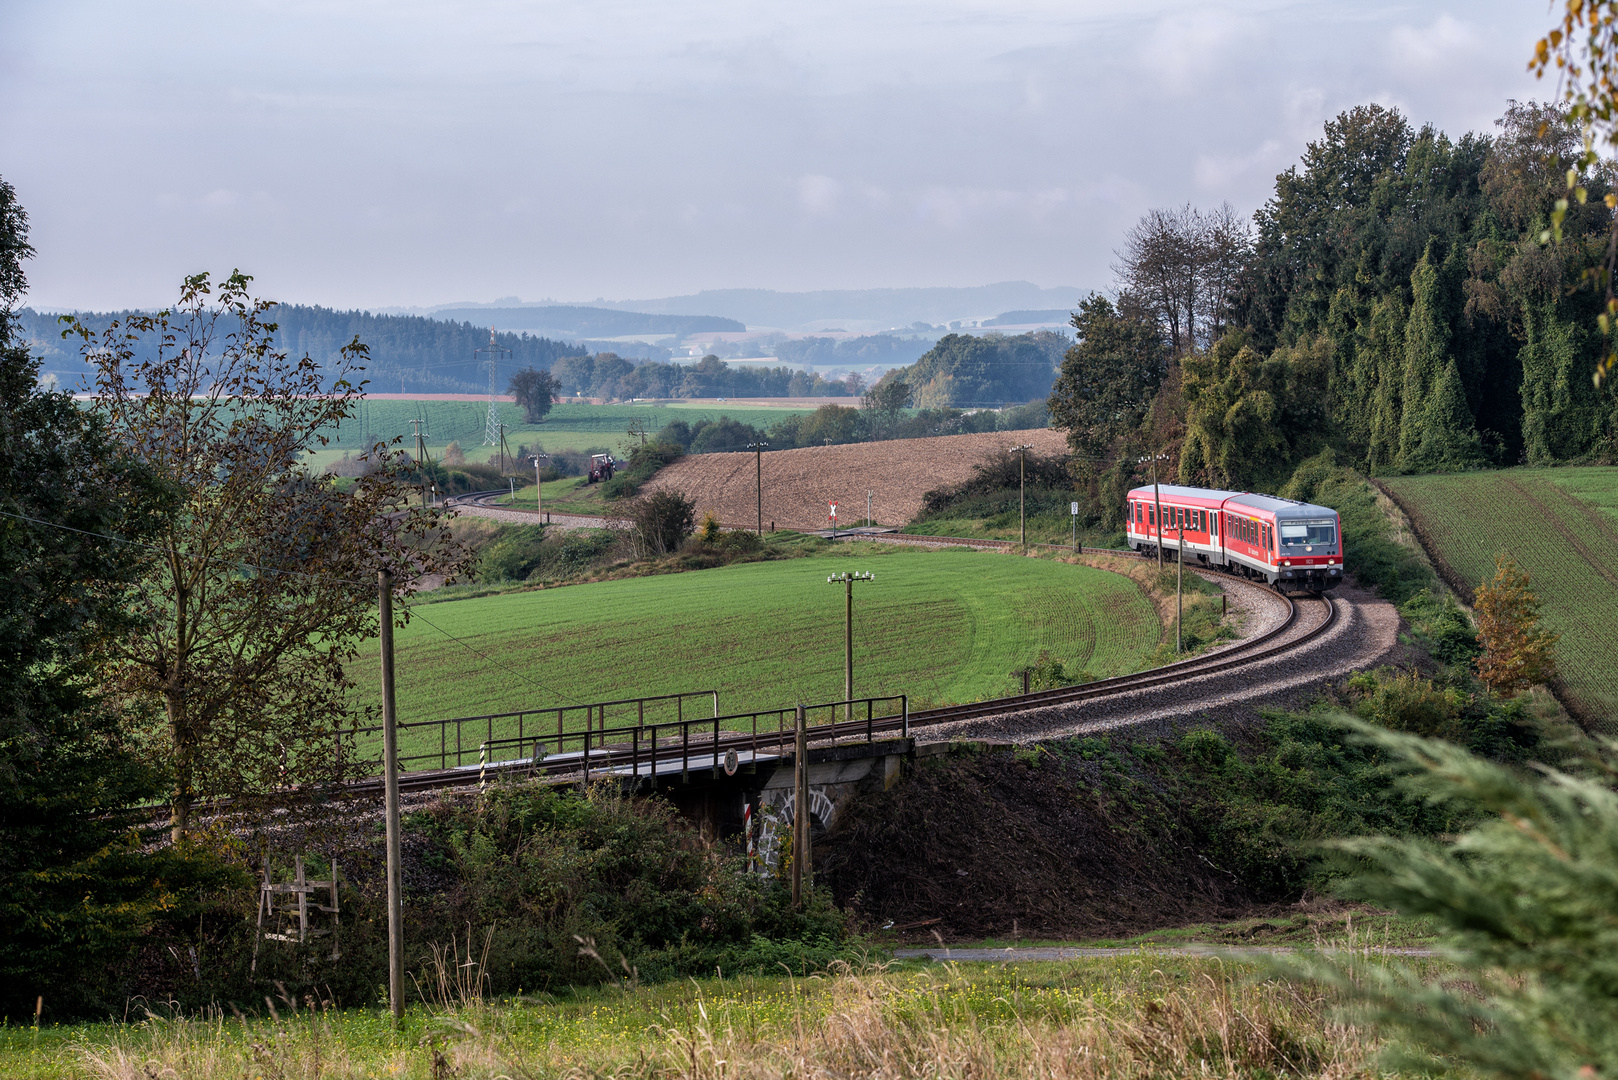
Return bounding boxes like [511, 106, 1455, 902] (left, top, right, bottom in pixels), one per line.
[586, 453, 617, 483]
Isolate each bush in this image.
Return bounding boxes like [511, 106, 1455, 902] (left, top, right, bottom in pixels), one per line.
[601, 442, 684, 500]
[408, 784, 850, 991]
[631, 490, 697, 555]
[474, 525, 624, 584]
[1399, 589, 1480, 664]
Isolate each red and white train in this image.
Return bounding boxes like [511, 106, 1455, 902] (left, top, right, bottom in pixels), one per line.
[1125, 484, 1343, 594]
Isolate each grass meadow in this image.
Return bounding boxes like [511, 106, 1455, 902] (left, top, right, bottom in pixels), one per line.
[1382, 466, 1618, 726]
[0, 955, 1387, 1080]
[350, 544, 1160, 762]
[303, 400, 816, 469]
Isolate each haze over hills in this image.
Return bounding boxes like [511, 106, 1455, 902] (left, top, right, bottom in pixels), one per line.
[420, 282, 1082, 333]
[428, 305, 744, 338]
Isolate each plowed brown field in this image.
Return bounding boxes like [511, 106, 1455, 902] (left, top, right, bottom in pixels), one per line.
[644, 428, 1068, 530]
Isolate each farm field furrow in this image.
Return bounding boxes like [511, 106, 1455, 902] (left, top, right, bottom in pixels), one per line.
[1383, 467, 1618, 726]
[646, 428, 1070, 531]
[349, 545, 1160, 764]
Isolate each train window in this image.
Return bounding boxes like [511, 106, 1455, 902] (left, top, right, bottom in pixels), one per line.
[1277, 519, 1337, 547]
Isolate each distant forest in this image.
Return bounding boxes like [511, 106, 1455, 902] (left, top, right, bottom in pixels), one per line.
[19, 305, 587, 394]
[1048, 100, 1618, 524]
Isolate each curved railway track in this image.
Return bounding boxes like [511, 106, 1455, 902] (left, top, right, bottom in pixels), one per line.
[352, 541, 1342, 794]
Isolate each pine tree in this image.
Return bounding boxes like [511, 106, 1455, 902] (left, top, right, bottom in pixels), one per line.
[1474, 552, 1558, 695]
[1276, 720, 1618, 1079]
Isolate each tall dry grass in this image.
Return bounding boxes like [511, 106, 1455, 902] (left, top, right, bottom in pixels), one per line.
[63, 955, 1380, 1080]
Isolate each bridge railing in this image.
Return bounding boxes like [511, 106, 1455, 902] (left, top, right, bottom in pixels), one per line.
[476, 694, 909, 784]
[347, 690, 720, 775]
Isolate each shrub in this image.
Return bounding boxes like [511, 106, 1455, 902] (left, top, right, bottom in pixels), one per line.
[1474, 552, 1559, 695]
[602, 442, 684, 500]
[631, 490, 697, 556]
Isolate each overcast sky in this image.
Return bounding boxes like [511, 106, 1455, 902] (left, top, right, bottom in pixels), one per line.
[3, 1, 1550, 312]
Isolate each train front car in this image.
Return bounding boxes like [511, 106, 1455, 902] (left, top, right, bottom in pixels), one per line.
[1270, 500, 1343, 594]
[1222, 493, 1342, 593]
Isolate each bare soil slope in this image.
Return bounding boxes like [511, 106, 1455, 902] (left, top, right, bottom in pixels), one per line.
[819, 744, 1259, 941]
[645, 428, 1068, 530]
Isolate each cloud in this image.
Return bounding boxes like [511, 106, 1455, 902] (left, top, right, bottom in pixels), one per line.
[797, 174, 842, 216]
[1193, 139, 1284, 190]
[1389, 14, 1483, 69]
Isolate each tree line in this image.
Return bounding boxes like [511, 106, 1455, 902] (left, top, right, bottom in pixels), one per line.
[1049, 100, 1618, 525]
[15, 303, 587, 394]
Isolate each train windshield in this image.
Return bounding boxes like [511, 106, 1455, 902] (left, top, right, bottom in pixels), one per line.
[1279, 520, 1336, 547]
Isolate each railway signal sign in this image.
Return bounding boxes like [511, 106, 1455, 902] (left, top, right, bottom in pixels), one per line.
[828, 500, 838, 526]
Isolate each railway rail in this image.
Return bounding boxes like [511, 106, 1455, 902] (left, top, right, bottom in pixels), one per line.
[352, 546, 1337, 793]
[370, 499, 1342, 791]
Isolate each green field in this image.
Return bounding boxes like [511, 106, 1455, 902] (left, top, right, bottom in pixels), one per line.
[1382, 467, 1618, 725]
[353, 545, 1160, 763]
[305, 400, 815, 468]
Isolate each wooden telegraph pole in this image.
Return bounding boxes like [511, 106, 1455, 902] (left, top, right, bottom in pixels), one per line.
[1177, 522, 1185, 653]
[827, 571, 873, 722]
[1138, 452, 1169, 569]
[377, 570, 404, 1024]
[1010, 444, 1033, 549]
[747, 441, 768, 536]
[792, 703, 808, 908]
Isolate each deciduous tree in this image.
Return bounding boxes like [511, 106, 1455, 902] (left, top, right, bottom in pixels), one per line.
[64, 273, 468, 840]
[0, 179, 238, 1016]
[508, 366, 559, 423]
[1047, 293, 1167, 466]
[1473, 552, 1558, 695]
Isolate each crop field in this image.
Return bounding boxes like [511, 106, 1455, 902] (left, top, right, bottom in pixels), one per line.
[302, 400, 817, 468]
[645, 428, 1070, 531]
[349, 544, 1158, 764]
[1382, 467, 1618, 726]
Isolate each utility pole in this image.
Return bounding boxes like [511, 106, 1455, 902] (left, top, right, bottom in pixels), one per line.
[410, 417, 430, 509]
[377, 570, 404, 1025]
[827, 571, 873, 721]
[747, 440, 768, 536]
[1137, 452, 1169, 569]
[1177, 523, 1185, 653]
[792, 703, 807, 909]
[1010, 444, 1033, 549]
[530, 453, 549, 517]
